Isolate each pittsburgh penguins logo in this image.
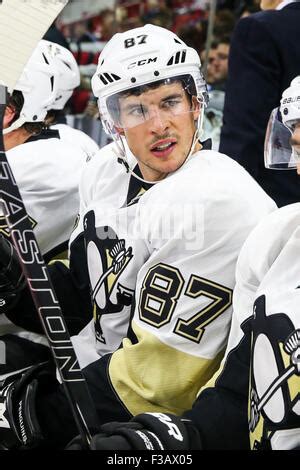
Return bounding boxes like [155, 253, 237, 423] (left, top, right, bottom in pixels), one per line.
[84, 210, 134, 344]
[248, 295, 300, 449]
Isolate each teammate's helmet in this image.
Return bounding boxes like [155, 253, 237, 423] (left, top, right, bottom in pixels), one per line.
[42, 40, 80, 110]
[264, 76, 300, 170]
[91, 24, 208, 135]
[13, 40, 59, 124]
[280, 76, 300, 130]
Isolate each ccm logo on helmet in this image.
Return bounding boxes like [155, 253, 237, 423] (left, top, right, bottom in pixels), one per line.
[128, 57, 158, 69]
[282, 96, 300, 104]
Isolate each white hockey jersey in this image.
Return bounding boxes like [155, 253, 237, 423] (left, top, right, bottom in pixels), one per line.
[6, 133, 86, 255]
[69, 142, 276, 416]
[5, 132, 86, 258]
[51, 123, 99, 161]
[212, 203, 300, 450]
[0, 131, 88, 340]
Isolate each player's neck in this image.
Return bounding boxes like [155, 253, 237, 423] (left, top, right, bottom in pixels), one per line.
[4, 128, 33, 151]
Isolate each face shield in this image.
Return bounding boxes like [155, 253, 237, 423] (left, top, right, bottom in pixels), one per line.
[264, 107, 300, 170]
[101, 75, 203, 132]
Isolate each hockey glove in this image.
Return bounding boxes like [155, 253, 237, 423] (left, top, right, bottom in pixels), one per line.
[0, 234, 26, 314]
[0, 362, 58, 449]
[66, 412, 202, 450]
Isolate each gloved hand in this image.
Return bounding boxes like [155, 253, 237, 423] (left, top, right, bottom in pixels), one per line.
[0, 361, 58, 449]
[66, 412, 202, 450]
[0, 234, 25, 314]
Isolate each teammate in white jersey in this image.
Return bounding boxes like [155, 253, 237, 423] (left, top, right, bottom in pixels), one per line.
[41, 40, 99, 159]
[0, 25, 276, 449]
[76, 78, 300, 451]
[2, 40, 87, 261]
[0, 42, 90, 372]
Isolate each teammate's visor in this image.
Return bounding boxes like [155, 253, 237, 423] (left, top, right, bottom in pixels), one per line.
[264, 107, 299, 170]
[104, 77, 200, 130]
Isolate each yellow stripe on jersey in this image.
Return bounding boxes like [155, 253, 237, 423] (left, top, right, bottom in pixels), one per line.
[194, 355, 225, 396]
[109, 321, 224, 416]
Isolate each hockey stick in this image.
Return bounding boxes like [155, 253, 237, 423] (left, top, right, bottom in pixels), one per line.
[0, 0, 99, 447]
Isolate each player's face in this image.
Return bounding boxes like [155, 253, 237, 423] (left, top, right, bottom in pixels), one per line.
[119, 82, 201, 181]
[201, 48, 218, 84]
[291, 122, 300, 175]
[214, 43, 229, 82]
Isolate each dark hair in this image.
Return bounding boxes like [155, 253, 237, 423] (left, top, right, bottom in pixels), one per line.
[45, 109, 65, 126]
[8, 90, 47, 135]
[214, 33, 231, 46]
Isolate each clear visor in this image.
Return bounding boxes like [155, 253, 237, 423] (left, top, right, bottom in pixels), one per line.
[264, 107, 300, 170]
[103, 76, 202, 130]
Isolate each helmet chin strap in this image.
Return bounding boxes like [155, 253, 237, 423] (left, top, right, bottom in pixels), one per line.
[112, 102, 205, 185]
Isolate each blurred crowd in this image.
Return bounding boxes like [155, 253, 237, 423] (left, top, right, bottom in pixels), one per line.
[49, 0, 261, 150]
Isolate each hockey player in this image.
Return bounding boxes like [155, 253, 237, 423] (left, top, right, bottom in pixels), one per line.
[2, 40, 87, 261]
[0, 41, 92, 372]
[42, 40, 99, 159]
[0, 25, 276, 449]
[72, 77, 300, 451]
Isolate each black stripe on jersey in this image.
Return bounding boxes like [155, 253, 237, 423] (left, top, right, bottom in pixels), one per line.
[44, 240, 69, 263]
[200, 138, 212, 150]
[125, 164, 153, 207]
[26, 128, 60, 143]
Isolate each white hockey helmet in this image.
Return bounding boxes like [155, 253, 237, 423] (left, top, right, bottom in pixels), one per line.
[280, 76, 300, 130]
[264, 76, 300, 169]
[91, 24, 208, 135]
[4, 40, 59, 133]
[41, 40, 80, 110]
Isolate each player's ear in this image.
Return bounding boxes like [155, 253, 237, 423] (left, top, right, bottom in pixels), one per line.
[191, 96, 200, 121]
[3, 106, 16, 128]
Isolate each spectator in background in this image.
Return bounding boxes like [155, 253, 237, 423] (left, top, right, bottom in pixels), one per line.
[200, 42, 218, 89]
[200, 35, 230, 150]
[219, 0, 300, 208]
[141, 1, 173, 29]
[180, 27, 225, 151]
[212, 34, 230, 92]
[98, 9, 119, 41]
[70, 19, 100, 114]
[213, 8, 236, 37]
[73, 18, 98, 44]
[179, 24, 207, 62]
